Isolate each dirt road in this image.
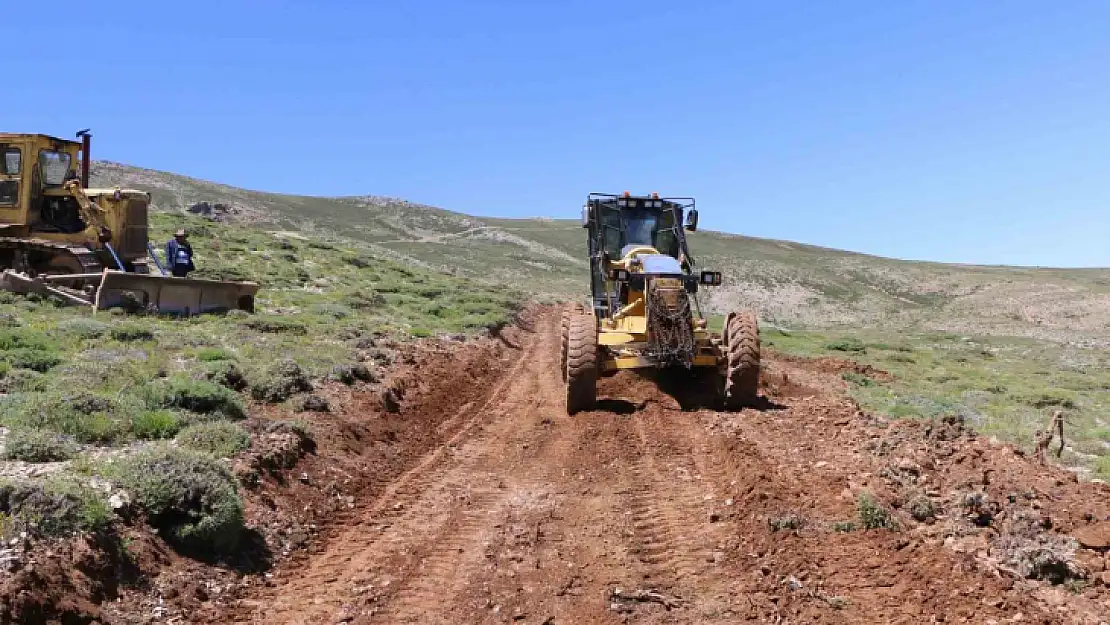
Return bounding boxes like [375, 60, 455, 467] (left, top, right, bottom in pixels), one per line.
[222, 307, 1110, 624]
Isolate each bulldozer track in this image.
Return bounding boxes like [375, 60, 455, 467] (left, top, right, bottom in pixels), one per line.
[216, 307, 1099, 625]
[0, 237, 104, 274]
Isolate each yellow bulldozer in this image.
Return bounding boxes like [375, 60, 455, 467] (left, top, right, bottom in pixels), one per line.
[560, 192, 760, 414]
[0, 130, 258, 314]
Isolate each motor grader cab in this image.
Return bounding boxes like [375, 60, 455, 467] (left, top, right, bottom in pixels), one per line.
[0, 130, 258, 314]
[560, 191, 760, 414]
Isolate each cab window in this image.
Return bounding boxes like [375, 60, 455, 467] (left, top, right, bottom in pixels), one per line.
[38, 150, 71, 186]
[1, 146, 20, 175]
[0, 181, 16, 206]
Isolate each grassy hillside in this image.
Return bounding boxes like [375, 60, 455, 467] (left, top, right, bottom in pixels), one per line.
[0, 209, 522, 549]
[93, 161, 1110, 346]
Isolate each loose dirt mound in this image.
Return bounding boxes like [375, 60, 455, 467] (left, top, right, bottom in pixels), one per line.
[9, 306, 1110, 623]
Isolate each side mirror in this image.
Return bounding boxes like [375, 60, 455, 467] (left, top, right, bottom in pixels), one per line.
[685, 208, 699, 232]
[581, 205, 590, 228]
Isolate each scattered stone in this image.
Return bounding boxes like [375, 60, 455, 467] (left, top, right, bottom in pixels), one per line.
[1074, 521, 1110, 550]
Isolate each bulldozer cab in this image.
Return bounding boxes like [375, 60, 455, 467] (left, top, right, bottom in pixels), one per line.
[0, 134, 79, 227]
[582, 192, 698, 318]
[0, 130, 259, 316]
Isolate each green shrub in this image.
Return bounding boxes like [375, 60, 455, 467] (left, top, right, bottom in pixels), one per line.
[265, 418, 314, 444]
[1, 348, 62, 372]
[249, 359, 312, 403]
[203, 361, 248, 391]
[825, 338, 866, 353]
[241, 316, 307, 335]
[832, 520, 857, 532]
[311, 303, 352, 320]
[410, 327, 433, 338]
[56, 318, 109, 339]
[0, 477, 111, 538]
[1019, 390, 1078, 410]
[292, 395, 330, 413]
[110, 323, 155, 342]
[0, 369, 47, 393]
[139, 376, 245, 419]
[2, 429, 77, 463]
[176, 422, 251, 458]
[842, 372, 876, 387]
[131, 410, 183, 440]
[858, 492, 897, 530]
[195, 347, 235, 362]
[769, 514, 805, 532]
[908, 495, 937, 522]
[346, 289, 386, 310]
[0, 328, 52, 351]
[1095, 456, 1110, 479]
[0, 393, 130, 444]
[329, 363, 375, 385]
[115, 445, 243, 553]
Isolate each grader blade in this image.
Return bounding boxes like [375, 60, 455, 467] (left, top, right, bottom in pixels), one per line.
[94, 270, 258, 315]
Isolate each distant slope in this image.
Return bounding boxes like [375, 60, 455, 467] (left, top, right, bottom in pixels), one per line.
[93, 161, 1110, 344]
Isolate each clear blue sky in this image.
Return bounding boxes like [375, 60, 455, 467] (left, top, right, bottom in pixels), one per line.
[9, 1, 1110, 267]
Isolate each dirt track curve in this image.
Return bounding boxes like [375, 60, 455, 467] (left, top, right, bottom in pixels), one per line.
[219, 306, 1110, 624]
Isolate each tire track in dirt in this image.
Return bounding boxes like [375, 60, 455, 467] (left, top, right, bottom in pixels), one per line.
[625, 416, 712, 587]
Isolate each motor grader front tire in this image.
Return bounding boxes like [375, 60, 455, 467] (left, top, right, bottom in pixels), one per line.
[560, 302, 585, 382]
[565, 313, 598, 415]
[723, 310, 760, 409]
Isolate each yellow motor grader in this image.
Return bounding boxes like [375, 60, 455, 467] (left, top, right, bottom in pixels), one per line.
[560, 192, 759, 414]
[0, 130, 257, 314]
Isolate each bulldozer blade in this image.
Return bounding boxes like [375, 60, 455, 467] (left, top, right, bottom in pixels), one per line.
[94, 270, 258, 315]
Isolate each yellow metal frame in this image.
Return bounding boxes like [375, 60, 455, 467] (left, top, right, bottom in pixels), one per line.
[595, 244, 721, 373]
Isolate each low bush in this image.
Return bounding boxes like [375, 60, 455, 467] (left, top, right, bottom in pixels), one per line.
[825, 338, 866, 353]
[240, 316, 307, 335]
[2, 348, 62, 372]
[195, 347, 235, 362]
[110, 323, 155, 342]
[908, 495, 937, 522]
[131, 410, 184, 440]
[249, 359, 312, 403]
[176, 422, 251, 458]
[0, 477, 111, 538]
[2, 429, 78, 463]
[0, 392, 131, 444]
[293, 395, 330, 413]
[858, 492, 897, 530]
[115, 445, 244, 553]
[203, 361, 248, 391]
[139, 376, 246, 419]
[56, 318, 109, 339]
[0, 369, 47, 393]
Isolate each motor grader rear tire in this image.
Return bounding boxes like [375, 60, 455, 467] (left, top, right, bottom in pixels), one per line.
[724, 310, 760, 409]
[565, 313, 598, 415]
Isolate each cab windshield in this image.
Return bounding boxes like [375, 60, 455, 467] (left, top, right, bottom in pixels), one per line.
[599, 203, 681, 259]
[624, 207, 679, 257]
[38, 151, 72, 186]
[623, 209, 657, 247]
